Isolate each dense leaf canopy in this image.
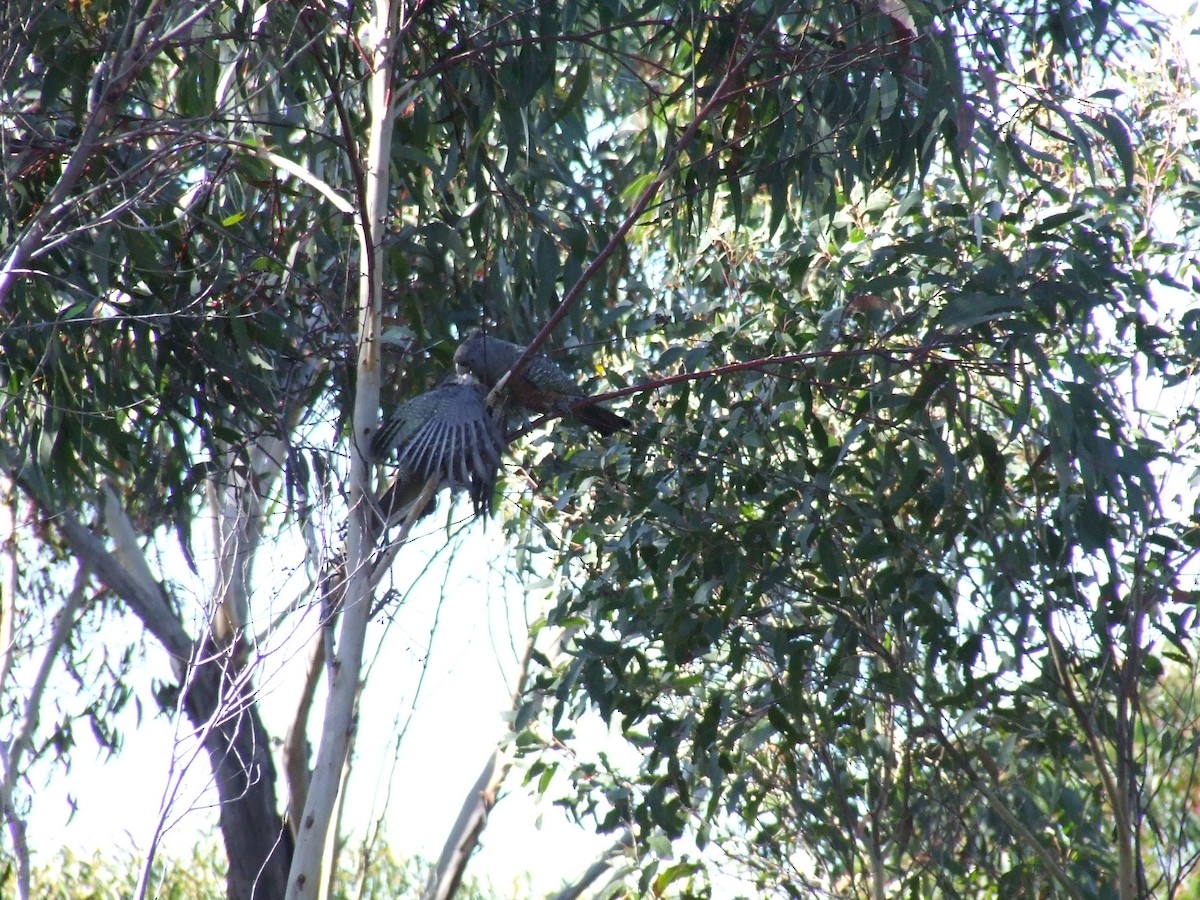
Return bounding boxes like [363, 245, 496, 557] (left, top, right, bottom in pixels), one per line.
[2, 0, 1198, 896]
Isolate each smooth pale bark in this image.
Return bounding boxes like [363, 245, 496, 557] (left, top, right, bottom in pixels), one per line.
[285, 2, 399, 893]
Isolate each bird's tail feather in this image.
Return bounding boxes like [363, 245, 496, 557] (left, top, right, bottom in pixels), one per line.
[573, 403, 631, 436]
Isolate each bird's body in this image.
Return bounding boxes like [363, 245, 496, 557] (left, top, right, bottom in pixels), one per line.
[453, 331, 631, 436]
[371, 374, 506, 516]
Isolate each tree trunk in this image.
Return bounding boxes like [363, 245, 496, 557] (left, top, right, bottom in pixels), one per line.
[183, 636, 293, 899]
[54, 506, 293, 900]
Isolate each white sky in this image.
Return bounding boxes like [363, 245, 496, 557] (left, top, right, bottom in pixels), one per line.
[26, 509, 625, 896]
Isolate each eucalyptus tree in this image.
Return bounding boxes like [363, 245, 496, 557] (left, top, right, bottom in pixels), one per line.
[513, 11, 1200, 900]
[1, 0, 1194, 898]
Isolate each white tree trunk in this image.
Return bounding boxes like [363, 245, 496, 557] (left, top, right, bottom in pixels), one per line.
[285, 0, 398, 893]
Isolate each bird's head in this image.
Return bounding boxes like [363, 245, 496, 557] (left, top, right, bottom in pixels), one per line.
[453, 329, 484, 374]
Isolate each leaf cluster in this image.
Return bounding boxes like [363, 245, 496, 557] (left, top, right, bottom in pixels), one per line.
[510, 11, 1199, 896]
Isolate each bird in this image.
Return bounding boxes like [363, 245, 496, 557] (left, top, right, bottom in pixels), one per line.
[370, 373, 506, 518]
[453, 331, 631, 436]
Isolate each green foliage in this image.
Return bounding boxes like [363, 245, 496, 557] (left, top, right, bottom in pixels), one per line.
[7, 0, 1155, 523]
[510, 10, 1198, 900]
[3, 0, 1198, 895]
[20, 845, 226, 900]
[13, 842, 501, 900]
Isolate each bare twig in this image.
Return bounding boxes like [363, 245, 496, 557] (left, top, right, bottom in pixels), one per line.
[0, 566, 90, 900]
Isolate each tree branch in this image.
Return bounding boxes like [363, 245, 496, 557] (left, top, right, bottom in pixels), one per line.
[423, 618, 578, 899]
[488, 6, 780, 402]
[286, 1, 405, 890]
[284, 631, 326, 839]
[0, 565, 89, 900]
[5, 469, 290, 899]
[549, 831, 635, 900]
[0, 0, 221, 307]
[58, 511, 193, 661]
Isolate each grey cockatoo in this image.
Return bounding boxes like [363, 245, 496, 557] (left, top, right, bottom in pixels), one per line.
[453, 331, 631, 436]
[371, 373, 506, 516]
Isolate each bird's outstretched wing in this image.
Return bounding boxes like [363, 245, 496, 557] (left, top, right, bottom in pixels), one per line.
[372, 374, 506, 516]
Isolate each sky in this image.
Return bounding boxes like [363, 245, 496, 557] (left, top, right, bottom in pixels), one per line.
[25, 510, 627, 896]
[12, 2, 1200, 896]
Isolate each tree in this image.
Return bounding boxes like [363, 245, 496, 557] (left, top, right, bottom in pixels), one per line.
[513, 12, 1200, 900]
[1, 0, 1197, 898]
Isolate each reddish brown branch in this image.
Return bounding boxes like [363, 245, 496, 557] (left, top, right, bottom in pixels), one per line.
[572, 340, 964, 410]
